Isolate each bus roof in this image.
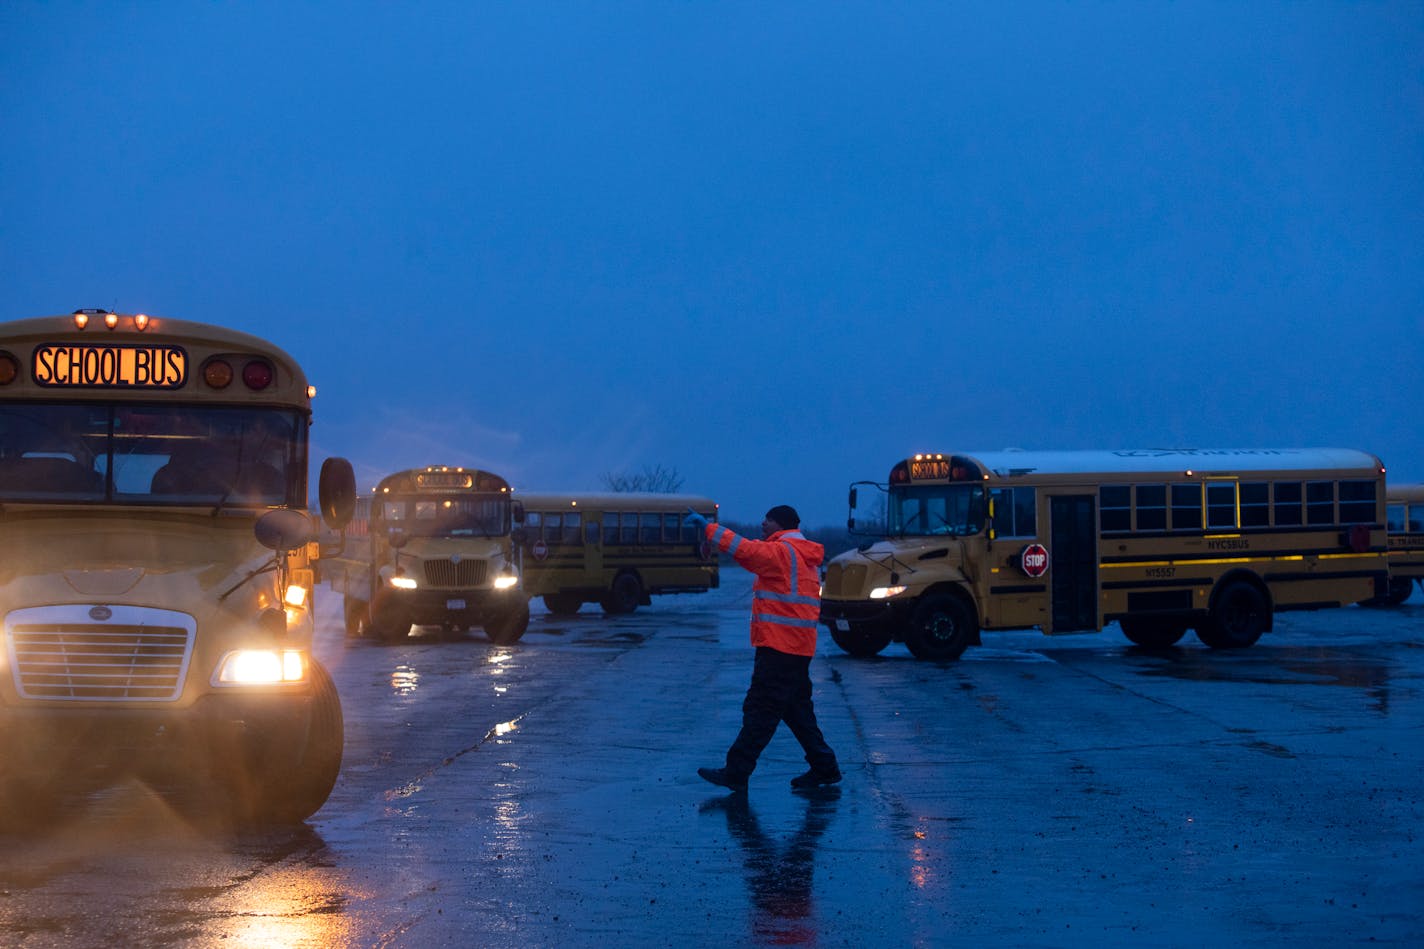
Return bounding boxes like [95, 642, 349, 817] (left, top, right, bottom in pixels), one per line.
[1387, 483, 1424, 504]
[516, 492, 717, 511]
[911, 448, 1384, 479]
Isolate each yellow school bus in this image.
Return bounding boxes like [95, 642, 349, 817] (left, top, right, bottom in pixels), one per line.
[324, 467, 528, 644]
[1379, 483, 1424, 605]
[0, 310, 356, 823]
[821, 449, 1387, 662]
[515, 493, 719, 615]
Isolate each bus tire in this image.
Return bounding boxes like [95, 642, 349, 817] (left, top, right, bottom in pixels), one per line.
[601, 574, 642, 615]
[1119, 616, 1188, 648]
[905, 593, 976, 662]
[544, 594, 582, 616]
[343, 597, 369, 638]
[369, 613, 410, 645]
[1197, 580, 1269, 649]
[245, 660, 345, 825]
[485, 601, 530, 645]
[830, 623, 893, 658]
[1385, 577, 1414, 606]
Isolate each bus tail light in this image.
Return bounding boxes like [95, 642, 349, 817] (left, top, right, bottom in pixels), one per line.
[242, 359, 274, 390]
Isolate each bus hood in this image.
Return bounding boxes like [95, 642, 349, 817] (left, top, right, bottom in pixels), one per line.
[823, 537, 965, 599]
[0, 512, 284, 612]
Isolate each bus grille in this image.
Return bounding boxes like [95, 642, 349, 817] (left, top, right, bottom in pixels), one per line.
[423, 559, 488, 588]
[8, 623, 194, 701]
[822, 562, 866, 597]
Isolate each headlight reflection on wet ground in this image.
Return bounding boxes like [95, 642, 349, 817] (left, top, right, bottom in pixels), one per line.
[389, 664, 419, 695]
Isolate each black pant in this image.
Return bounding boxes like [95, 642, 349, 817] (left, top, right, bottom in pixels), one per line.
[725, 646, 838, 778]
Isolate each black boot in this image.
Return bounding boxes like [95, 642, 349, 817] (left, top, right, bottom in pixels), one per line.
[698, 767, 748, 791]
[790, 767, 842, 789]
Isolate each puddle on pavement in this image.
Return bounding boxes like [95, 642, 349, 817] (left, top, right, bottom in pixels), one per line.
[1133, 646, 1399, 713]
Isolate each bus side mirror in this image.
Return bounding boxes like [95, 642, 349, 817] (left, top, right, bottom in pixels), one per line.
[256, 508, 316, 553]
[848, 487, 858, 508]
[319, 457, 356, 530]
[847, 517, 856, 531]
[388, 528, 409, 550]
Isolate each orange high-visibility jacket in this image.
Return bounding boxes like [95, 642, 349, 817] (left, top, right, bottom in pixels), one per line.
[704, 523, 824, 657]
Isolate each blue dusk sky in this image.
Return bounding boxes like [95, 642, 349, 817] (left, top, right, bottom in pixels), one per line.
[3, 3, 1421, 528]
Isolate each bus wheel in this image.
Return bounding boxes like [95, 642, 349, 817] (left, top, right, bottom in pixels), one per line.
[601, 574, 642, 615]
[343, 597, 369, 637]
[544, 594, 582, 616]
[830, 623, 892, 658]
[249, 660, 344, 824]
[370, 615, 411, 645]
[1385, 577, 1414, 606]
[905, 594, 976, 662]
[1119, 616, 1188, 648]
[1197, 581, 1269, 649]
[485, 601, 530, 645]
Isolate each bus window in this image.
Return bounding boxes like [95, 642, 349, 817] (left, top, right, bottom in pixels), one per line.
[640, 513, 660, 545]
[1100, 485, 1130, 532]
[526, 511, 543, 533]
[1170, 483, 1201, 531]
[1306, 481, 1335, 526]
[563, 512, 582, 544]
[1338, 480, 1376, 524]
[620, 513, 636, 545]
[1387, 503, 1406, 532]
[1240, 482, 1270, 527]
[662, 513, 681, 542]
[586, 520, 600, 544]
[889, 484, 982, 536]
[1206, 482, 1237, 529]
[1136, 484, 1166, 531]
[991, 487, 1037, 538]
[1275, 481, 1303, 526]
[545, 512, 564, 543]
[1014, 488, 1037, 536]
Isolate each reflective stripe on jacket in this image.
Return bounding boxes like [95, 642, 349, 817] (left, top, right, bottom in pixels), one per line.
[706, 523, 824, 657]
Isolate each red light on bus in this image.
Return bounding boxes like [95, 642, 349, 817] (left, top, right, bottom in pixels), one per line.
[203, 358, 234, 389]
[0, 352, 17, 385]
[242, 359, 274, 390]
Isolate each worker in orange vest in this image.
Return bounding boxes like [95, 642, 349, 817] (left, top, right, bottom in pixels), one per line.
[684, 504, 841, 792]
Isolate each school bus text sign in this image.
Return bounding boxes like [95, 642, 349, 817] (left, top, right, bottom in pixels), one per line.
[31, 343, 187, 389]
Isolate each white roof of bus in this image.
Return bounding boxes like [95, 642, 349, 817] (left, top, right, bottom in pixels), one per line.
[1387, 483, 1424, 503]
[939, 448, 1383, 477]
[515, 492, 717, 508]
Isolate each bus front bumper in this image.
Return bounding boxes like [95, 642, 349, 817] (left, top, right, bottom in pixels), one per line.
[819, 598, 915, 639]
[373, 587, 524, 629]
[0, 689, 317, 788]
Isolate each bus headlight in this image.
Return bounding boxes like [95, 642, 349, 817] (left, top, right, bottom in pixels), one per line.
[869, 585, 907, 599]
[493, 574, 519, 590]
[214, 649, 306, 685]
[389, 575, 418, 590]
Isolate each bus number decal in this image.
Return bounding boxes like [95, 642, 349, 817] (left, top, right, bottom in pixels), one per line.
[1146, 566, 1176, 579]
[32, 343, 187, 389]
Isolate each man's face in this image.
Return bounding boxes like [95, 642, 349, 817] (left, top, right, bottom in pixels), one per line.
[761, 516, 780, 539]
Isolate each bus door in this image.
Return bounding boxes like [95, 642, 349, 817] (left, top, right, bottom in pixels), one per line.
[583, 516, 604, 579]
[1048, 494, 1098, 633]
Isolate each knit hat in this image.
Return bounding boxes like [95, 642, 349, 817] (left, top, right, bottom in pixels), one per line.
[765, 505, 800, 530]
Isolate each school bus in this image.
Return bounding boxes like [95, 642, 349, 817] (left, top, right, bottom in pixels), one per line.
[323, 467, 529, 644]
[821, 449, 1388, 662]
[1378, 483, 1424, 605]
[0, 310, 357, 823]
[514, 493, 719, 615]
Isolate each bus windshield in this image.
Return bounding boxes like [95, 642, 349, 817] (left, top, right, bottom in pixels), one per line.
[0, 403, 301, 506]
[379, 495, 510, 538]
[887, 483, 986, 537]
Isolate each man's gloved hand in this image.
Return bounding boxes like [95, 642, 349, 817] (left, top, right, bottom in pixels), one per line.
[683, 508, 708, 532]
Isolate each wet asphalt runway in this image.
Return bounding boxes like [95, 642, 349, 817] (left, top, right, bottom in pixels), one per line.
[1, 573, 1420, 947]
